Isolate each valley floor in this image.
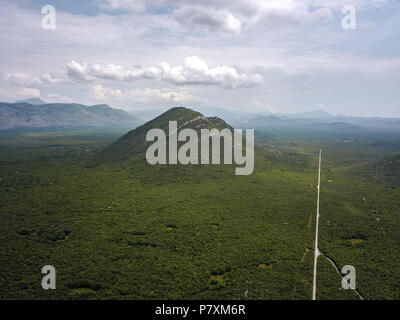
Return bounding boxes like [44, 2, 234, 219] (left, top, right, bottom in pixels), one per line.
[0, 130, 399, 299]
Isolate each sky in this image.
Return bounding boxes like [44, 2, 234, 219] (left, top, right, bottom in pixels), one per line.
[0, 0, 399, 117]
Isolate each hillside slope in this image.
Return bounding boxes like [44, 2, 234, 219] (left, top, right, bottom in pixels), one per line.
[94, 107, 265, 182]
[97, 107, 234, 162]
[0, 102, 141, 130]
[368, 155, 400, 187]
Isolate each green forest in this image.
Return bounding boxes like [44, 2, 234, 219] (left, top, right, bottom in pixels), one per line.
[0, 119, 399, 300]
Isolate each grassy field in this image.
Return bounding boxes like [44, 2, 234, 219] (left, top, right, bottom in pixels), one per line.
[0, 128, 399, 299]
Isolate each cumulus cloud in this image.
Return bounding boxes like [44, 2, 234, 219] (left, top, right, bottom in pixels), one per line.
[2, 73, 66, 87]
[1, 0, 397, 115]
[66, 61, 91, 81]
[0, 86, 41, 101]
[97, 0, 373, 34]
[224, 0, 334, 29]
[66, 56, 262, 88]
[15, 88, 41, 99]
[90, 85, 200, 103]
[174, 6, 242, 35]
[159, 56, 262, 88]
[96, 0, 390, 34]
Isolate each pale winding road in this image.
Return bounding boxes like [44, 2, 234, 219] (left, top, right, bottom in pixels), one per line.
[312, 149, 322, 300]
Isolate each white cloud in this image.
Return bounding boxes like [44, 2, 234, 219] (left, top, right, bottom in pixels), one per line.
[174, 6, 242, 35]
[39, 73, 66, 84]
[45, 93, 74, 103]
[97, 0, 147, 13]
[0, 86, 41, 101]
[91, 63, 161, 81]
[97, 0, 373, 34]
[97, 0, 389, 34]
[159, 56, 262, 88]
[66, 57, 262, 89]
[231, 0, 333, 28]
[16, 87, 41, 98]
[2, 73, 66, 87]
[308, 0, 388, 9]
[1, 0, 399, 116]
[66, 61, 92, 81]
[90, 84, 200, 103]
[252, 98, 277, 113]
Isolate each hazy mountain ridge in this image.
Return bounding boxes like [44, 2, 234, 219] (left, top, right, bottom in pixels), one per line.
[3, 99, 399, 132]
[236, 109, 400, 132]
[15, 98, 46, 105]
[0, 101, 141, 130]
[285, 109, 334, 119]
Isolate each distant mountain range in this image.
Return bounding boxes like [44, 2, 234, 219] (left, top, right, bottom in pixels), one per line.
[131, 107, 400, 133]
[15, 98, 47, 105]
[286, 109, 334, 119]
[235, 109, 400, 133]
[0, 99, 141, 130]
[2, 98, 400, 133]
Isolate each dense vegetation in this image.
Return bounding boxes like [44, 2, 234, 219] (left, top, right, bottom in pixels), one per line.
[0, 112, 399, 300]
